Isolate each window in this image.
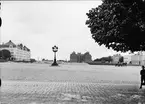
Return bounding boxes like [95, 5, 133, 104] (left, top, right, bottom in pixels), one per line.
[9, 45, 13, 48]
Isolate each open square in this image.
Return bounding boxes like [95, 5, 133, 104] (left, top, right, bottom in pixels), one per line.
[1, 63, 145, 104]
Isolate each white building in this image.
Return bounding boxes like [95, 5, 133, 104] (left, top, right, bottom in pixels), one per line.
[138, 51, 145, 65]
[130, 52, 145, 65]
[112, 54, 122, 63]
[0, 40, 31, 61]
[123, 55, 131, 64]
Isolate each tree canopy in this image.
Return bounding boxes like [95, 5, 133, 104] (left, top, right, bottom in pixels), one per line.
[94, 56, 112, 62]
[86, 0, 145, 53]
[30, 58, 36, 63]
[0, 50, 11, 60]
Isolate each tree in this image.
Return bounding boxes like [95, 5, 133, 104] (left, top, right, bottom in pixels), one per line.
[119, 56, 124, 63]
[86, 0, 145, 53]
[42, 58, 45, 61]
[94, 56, 112, 62]
[30, 58, 36, 63]
[0, 51, 2, 58]
[102, 56, 112, 62]
[1, 50, 11, 60]
[0, 17, 1, 27]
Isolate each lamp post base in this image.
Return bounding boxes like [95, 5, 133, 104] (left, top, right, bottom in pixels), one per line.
[51, 62, 58, 66]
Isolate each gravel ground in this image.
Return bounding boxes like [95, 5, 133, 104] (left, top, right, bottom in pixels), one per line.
[0, 62, 145, 104]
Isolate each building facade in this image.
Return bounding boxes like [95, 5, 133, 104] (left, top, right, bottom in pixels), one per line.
[121, 52, 145, 65]
[0, 40, 31, 61]
[131, 53, 141, 65]
[112, 54, 122, 63]
[83, 52, 92, 62]
[141, 52, 145, 65]
[70, 52, 78, 62]
[70, 52, 92, 63]
[123, 55, 132, 64]
[130, 52, 145, 65]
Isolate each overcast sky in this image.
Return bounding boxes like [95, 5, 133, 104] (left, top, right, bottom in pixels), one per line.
[0, 1, 129, 60]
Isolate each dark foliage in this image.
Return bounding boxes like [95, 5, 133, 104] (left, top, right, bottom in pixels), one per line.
[119, 56, 124, 62]
[94, 56, 112, 62]
[0, 50, 11, 60]
[30, 58, 36, 63]
[42, 58, 46, 61]
[0, 17, 1, 27]
[0, 51, 2, 58]
[86, 0, 145, 52]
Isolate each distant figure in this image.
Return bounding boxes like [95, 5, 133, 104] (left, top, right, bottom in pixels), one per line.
[140, 66, 145, 89]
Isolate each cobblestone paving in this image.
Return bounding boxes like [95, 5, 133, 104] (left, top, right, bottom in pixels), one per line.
[1, 81, 145, 104]
[1, 63, 145, 103]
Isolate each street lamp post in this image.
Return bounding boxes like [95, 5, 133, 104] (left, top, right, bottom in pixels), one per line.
[51, 45, 58, 66]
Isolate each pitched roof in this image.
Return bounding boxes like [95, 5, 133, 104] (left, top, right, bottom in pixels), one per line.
[0, 40, 16, 48]
[4, 40, 16, 47]
[0, 45, 9, 48]
[0, 40, 31, 51]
